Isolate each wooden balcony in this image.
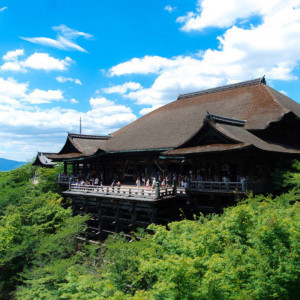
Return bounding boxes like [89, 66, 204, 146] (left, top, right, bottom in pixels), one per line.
[65, 184, 176, 201]
[61, 179, 267, 202]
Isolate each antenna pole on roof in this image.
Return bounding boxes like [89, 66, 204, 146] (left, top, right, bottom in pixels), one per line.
[80, 116, 82, 134]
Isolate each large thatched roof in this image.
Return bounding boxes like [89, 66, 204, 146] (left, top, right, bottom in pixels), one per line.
[106, 77, 300, 152]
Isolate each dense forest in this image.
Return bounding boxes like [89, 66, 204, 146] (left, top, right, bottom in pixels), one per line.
[0, 162, 299, 299]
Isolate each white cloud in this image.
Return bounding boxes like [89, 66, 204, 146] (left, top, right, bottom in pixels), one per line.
[1, 50, 72, 72]
[109, 1, 300, 112]
[0, 6, 7, 12]
[89, 97, 132, 113]
[56, 76, 82, 85]
[109, 56, 177, 76]
[21, 24, 93, 52]
[102, 81, 142, 94]
[70, 98, 79, 104]
[53, 24, 93, 40]
[0, 61, 24, 72]
[1, 49, 25, 71]
[3, 49, 24, 61]
[23, 89, 64, 104]
[177, 0, 286, 31]
[21, 53, 72, 71]
[0, 77, 136, 160]
[164, 5, 176, 13]
[0, 77, 64, 105]
[0, 77, 27, 98]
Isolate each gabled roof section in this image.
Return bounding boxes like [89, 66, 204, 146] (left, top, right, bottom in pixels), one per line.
[177, 119, 243, 149]
[32, 152, 56, 167]
[50, 133, 110, 161]
[163, 121, 300, 156]
[67, 133, 110, 155]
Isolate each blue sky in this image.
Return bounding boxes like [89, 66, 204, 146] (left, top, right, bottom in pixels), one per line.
[1, 0, 300, 161]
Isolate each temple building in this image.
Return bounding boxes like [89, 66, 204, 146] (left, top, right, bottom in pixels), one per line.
[50, 77, 300, 186]
[45, 77, 300, 236]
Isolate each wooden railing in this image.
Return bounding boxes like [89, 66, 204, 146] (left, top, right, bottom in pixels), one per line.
[69, 184, 175, 200]
[56, 175, 78, 183]
[188, 180, 266, 193]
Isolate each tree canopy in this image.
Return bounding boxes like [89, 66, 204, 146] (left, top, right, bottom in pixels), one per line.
[0, 163, 299, 299]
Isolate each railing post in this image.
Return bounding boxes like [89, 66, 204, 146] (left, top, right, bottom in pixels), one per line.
[155, 181, 160, 199]
[69, 177, 72, 191]
[173, 178, 177, 195]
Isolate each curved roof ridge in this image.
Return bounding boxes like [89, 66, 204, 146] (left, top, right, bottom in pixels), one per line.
[68, 133, 110, 140]
[177, 76, 266, 100]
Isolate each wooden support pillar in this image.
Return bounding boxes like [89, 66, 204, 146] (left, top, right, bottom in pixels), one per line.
[71, 162, 75, 174]
[213, 161, 221, 181]
[84, 198, 89, 243]
[83, 163, 87, 179]
[163, 160, 168, 178]
[204, 162, 209, 181]
[114, 201, 120, 233]
[191, 159, 197, 180]
[133, 158, 137, 179]
[74, 163, 78, 175]
[98, 200, 103, 241]
[64, 162, 67, 174]
[131, 201, 136, 230]
[155, 181, 160, 199]
[248, 158, 256, 180]
[150, 204, 157, 224]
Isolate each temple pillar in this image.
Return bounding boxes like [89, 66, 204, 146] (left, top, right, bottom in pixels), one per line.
[131, 202, 137, 230]
[133, 158, 137, 179]
[213, 161, 221, 181]
[163, 160, 168, 178]
[83, 162, 87, 179]
[150, 204, 157, 224]
[98, 200, 103, 240]
[114, 201, 120, 233]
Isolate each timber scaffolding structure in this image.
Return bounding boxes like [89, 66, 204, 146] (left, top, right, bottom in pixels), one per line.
[64, 183, 180, 239]
[62, 181, 238, 239]
[46, 77, 300, 236]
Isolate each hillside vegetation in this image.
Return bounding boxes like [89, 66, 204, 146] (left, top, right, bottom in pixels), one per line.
[0, 163, 299, 299]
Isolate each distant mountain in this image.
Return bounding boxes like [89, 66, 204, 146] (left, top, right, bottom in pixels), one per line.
[0, 158, 27, 171]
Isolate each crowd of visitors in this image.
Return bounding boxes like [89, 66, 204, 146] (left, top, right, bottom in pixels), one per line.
[66, 171, 248, 191]
[67, 171, 193, 190]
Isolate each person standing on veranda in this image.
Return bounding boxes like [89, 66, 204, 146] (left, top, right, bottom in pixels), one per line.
[136, 177, 141, 190]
